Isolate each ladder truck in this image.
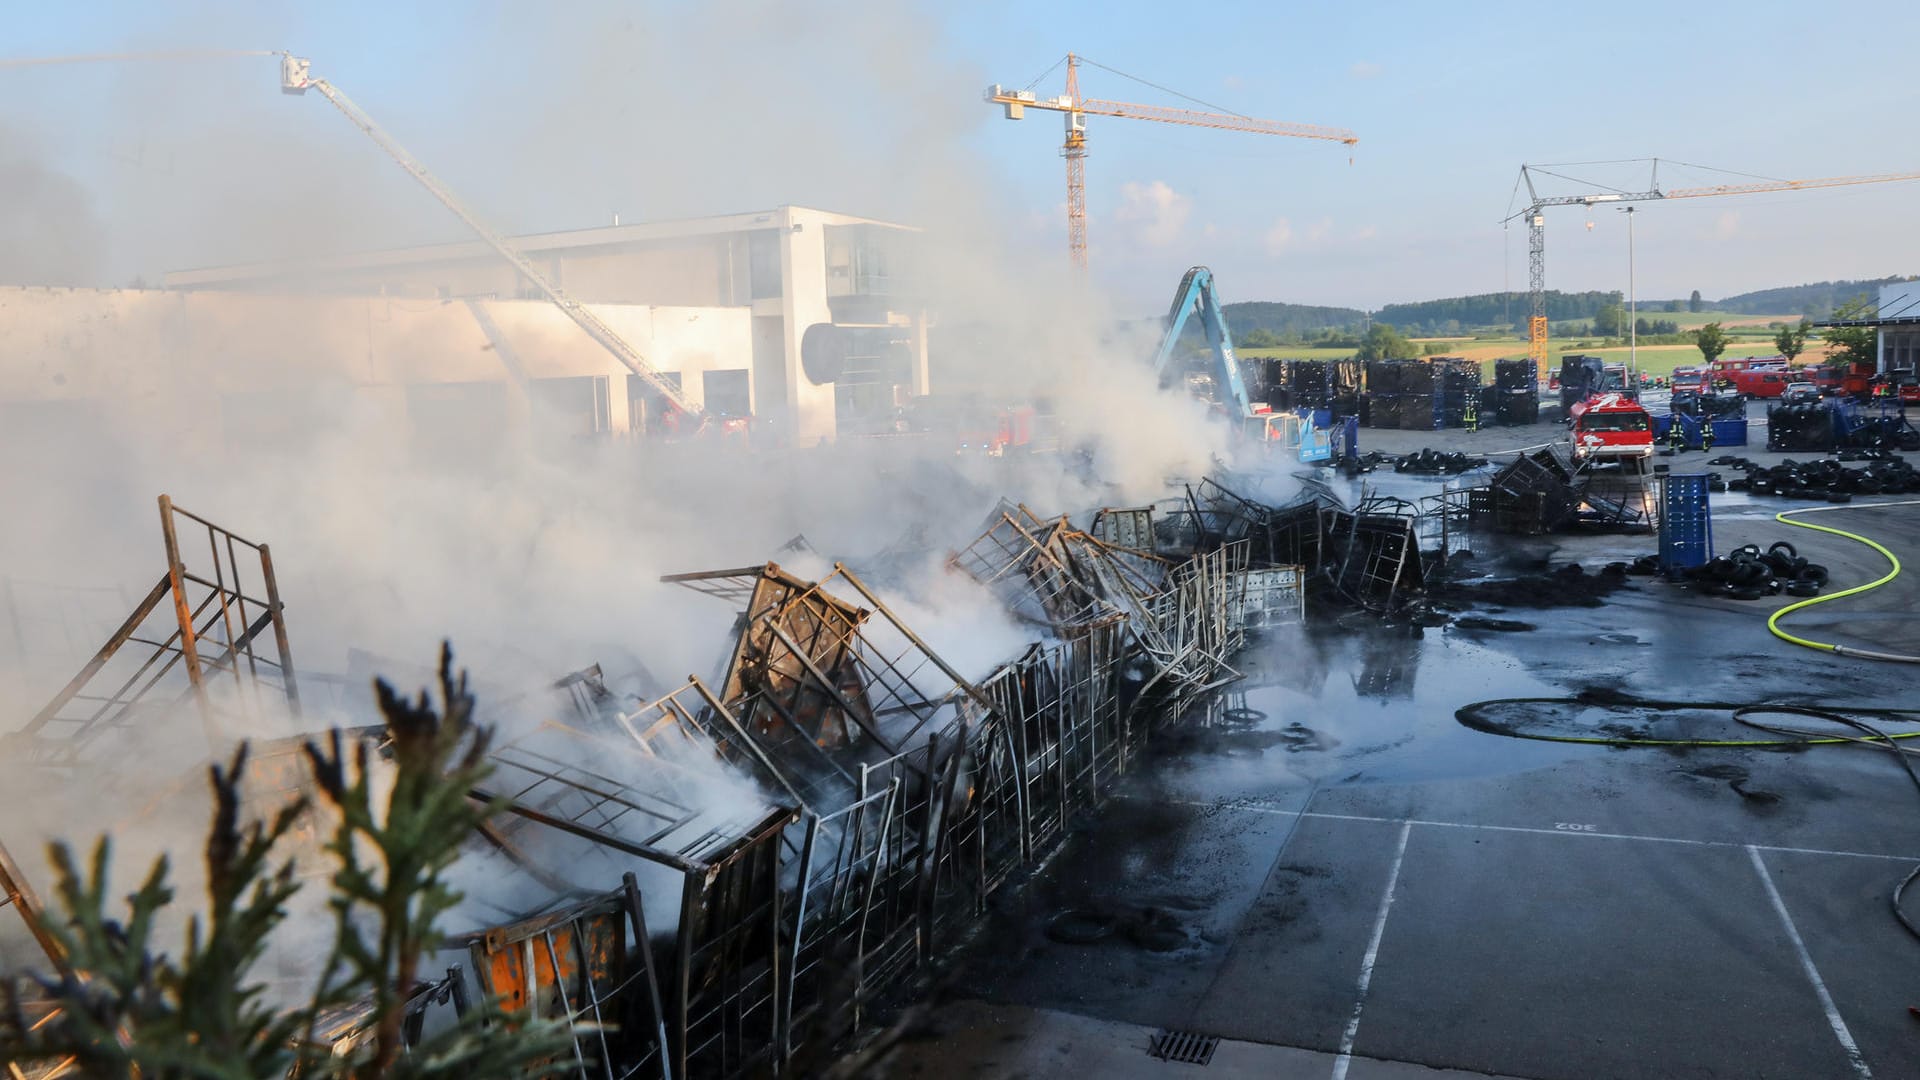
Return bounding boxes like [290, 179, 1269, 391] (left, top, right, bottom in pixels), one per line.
[278, 56, 701, 428]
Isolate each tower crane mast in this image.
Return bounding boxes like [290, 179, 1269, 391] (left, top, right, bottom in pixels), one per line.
[1509, 159, 1920, 373]
[279, 56, 699, 418]
[986, 54, 1356, 270]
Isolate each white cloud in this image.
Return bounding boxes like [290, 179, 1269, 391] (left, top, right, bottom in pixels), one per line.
[1354, 224, 1379, 242]
[1264, 217, 1294, 255]
[1349, 60, 1382, 79]
[1714, 211, 1740, 239]
[1113, 180, 1191, 248]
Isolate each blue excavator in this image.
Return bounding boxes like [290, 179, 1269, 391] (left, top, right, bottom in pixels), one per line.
[1150, 266, 1333, 461]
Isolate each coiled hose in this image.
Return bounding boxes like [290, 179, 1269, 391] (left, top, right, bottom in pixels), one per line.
[1767, 499, 1920, 663]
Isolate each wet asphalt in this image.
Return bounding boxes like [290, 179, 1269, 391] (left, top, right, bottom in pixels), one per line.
[882, 410, 1920, 1079]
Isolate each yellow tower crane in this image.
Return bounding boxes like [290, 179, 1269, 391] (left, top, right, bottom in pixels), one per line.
[1507, 159, 1920, 372]
[986, 54, 1356, 270]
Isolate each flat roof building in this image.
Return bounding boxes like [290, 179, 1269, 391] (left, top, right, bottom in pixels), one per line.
[164, 205, 928, 442]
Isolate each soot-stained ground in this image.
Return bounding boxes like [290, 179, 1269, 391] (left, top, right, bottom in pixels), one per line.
[874, 490, 1920, 1080]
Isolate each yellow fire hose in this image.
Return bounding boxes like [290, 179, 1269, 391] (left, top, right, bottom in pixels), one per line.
[1768, 499, 1920, 664]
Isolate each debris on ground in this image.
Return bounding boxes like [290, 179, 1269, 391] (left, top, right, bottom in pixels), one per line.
[1714, 454, 1920, 502]
[1392, 448, 1489, 475]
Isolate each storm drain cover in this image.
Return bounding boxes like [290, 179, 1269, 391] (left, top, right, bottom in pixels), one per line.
[1148, 1028, 1219, 1065]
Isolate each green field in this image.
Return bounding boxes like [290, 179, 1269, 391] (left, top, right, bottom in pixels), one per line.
[1240, 310, 1816, 379]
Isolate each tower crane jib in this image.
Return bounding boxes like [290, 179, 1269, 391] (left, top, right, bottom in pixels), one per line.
[1508, 159, 1920, 375]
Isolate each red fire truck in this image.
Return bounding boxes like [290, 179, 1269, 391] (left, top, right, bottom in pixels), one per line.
[1568, 393, 1655, 463]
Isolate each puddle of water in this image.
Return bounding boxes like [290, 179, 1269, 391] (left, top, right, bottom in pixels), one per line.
[1154, 622, 1581, 801]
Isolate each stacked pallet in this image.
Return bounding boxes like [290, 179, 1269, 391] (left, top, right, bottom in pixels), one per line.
[1434, 357, 1482, 427]
[1493, 358, 1540, 424]
[1397, 360, 1440, 430]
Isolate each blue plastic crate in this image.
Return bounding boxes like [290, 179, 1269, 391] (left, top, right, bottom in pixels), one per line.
[1658, 473, 1712, 574]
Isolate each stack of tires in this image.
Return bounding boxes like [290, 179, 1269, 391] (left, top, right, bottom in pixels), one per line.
[1682, 542, 1828, 600]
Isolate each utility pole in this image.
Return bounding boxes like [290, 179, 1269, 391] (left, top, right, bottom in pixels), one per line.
[1622, 206, 1637, 383]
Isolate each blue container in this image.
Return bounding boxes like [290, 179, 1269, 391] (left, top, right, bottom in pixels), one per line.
[1657, 413, 1733, 449]
[1658, 472, 1713, 574]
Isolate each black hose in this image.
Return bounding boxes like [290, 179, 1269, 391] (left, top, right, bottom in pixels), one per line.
[1455, 693, 1920, 943]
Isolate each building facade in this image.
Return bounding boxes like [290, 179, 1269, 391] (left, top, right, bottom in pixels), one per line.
[1877, 281, 1920, 374]
[163, 205, 927, 442]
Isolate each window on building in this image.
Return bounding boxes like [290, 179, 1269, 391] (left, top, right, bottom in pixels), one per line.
[748, 230, 783, 300]
[628, 371, 683, 433]
[703, 369, 751, 418]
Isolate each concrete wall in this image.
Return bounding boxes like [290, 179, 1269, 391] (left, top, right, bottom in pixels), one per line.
[0, 286, 758, 445]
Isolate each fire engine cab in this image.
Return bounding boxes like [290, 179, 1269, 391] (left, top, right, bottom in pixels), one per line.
[1568, 393, 1654, 463]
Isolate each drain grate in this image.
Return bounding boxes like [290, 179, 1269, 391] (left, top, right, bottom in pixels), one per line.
[1148, 1028, 1219, 1065]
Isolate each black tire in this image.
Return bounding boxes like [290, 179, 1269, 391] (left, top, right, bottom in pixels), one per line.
[1785, 581, 1822, 598]
[1768, 541, 1797, 561]
[1726, 585, 1766, 601]
[1798, 565, 1830, 586]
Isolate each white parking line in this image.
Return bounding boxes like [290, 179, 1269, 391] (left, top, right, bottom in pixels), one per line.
[1139, 795, 1918, 863]
[1331, 820, 1412, 1080]
[1747, 845, 1872, 1079]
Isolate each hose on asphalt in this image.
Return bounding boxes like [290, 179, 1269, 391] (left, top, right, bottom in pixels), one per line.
[1455, 693, 1920, 942]
[1766, 500, 1920, 664]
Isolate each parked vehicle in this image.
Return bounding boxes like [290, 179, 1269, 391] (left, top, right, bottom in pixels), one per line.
[1780, 382, 1822, 405]
[1568, 393, 1654, 462]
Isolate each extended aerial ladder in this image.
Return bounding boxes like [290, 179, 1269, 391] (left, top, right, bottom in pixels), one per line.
[986, 54, 1355, 270]
[1507, 159, 1920, 373]
[278, 56, 699, 420]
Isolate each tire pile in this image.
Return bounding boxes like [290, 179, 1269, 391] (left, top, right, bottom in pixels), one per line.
[1712, 454, 1920, 502]
[1668, 541, 1830, 600]
[1393, 448, 1488, 474]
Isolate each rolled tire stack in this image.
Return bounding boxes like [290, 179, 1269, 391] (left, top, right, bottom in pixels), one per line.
[1680, 542, 1829, 600]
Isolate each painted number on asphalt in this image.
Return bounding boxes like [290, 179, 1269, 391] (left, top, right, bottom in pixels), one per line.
[1554, 822, 1597, 832]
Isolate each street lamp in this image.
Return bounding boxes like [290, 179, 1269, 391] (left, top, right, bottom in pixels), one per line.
[1619, 206, 1636, 384]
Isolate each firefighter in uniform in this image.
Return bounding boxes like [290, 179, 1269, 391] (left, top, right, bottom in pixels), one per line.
[1700, 417, 1715, 454]
[1668, 415, 1687, 454]
[1463, 397, 1479, 434]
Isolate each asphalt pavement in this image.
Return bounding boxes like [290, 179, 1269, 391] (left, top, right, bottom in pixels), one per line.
[877, 440, 1920, 1079]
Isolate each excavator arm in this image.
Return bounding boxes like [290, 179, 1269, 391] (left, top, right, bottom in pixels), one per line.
[1151, 266, 1255, 418]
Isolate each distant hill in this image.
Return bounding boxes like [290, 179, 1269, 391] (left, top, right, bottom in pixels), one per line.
[1374, 290, 1619, 334]
[1714, 277, 1915, 318]
[1220, 301, 1366, 336]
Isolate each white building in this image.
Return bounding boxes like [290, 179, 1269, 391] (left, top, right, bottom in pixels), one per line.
[162, 205, 928, 442]
[1876, 280, 1920, 374]
[0, 285, 757, 464]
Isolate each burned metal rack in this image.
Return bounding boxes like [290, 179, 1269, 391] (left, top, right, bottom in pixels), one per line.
[663, 562, 992, 760]
[614, 677, 818, 813]
[478, 720, 780, 884]
[1327, 506, 1425, 611]
[456, 875, 667, 1080]
[297, 966, 474, 1072]
[948, 503, 1114, 627]
[9, 496, 298, 767]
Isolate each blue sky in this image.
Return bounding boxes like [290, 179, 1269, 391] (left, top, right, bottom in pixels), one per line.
[4, 1, 1917, 314]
